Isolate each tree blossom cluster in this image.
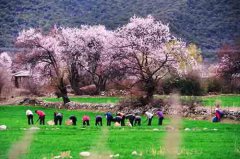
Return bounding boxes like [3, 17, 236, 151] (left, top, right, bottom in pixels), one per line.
[0, 52, 12, 69]
[15, 15, 200, 103]
[0, 52, 12, 96]
[217, 43, 240, 80]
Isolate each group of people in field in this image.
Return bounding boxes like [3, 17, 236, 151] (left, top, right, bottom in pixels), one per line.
[26, 104, 224, 126]
[25, 109, 164, 126]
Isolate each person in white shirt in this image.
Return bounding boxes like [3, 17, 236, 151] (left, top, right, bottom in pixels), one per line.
[144, 111, 153, 126]
[26, 109, 34, 125]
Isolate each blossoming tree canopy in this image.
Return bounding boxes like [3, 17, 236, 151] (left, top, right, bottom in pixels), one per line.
[0, 52, 12, 69]
[60, 25, 122, 93]
[16, 27, 70, 104]
[78, 25, 123, 93]
[115, 15, 199, 101]
[218, 43, 240, 79]
[0, 52, 12, 96]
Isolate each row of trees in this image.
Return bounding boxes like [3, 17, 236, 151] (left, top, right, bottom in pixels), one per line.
[14, 15, 200, 104]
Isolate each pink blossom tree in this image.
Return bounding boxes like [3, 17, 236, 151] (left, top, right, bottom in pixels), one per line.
[218, 43, 240, 79]
[60, 25, 125, 94]
[115, 15, 198, 103]
[0, 52, 12, 97]
[15, 27, 70, 104]
[217, 42, 240, 92]
[59, 27, 92, 95]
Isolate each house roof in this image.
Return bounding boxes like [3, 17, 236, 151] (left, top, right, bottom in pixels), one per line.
[12, 70, 31, 77]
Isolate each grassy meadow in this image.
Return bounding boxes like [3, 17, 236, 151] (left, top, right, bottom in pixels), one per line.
[43, 96, 120, 104]
[201, 95, 240, 107]
[43, 95, 240, 107]
[0, 105, 239, 159]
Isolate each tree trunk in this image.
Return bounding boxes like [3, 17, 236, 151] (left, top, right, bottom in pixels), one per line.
[143, 77, 155, 104]
[58, 78, 70, 104]
[95, 77, 107, 95]
[69, 64, 81, 95]
[62, 93, 70, 105]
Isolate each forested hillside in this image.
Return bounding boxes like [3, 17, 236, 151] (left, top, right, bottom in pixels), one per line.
[0, 0, 239, 60]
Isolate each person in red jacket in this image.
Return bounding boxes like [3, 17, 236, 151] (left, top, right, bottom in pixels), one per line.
[82, 115, 90, 126]
[215, 104, 223, 122]
[35, 110, 45, 125]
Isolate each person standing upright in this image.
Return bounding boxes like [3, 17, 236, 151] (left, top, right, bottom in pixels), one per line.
[156, 109, 164, 125]
[105, 111, 113, 126]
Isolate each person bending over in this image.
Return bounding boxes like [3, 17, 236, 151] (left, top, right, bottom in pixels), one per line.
[117, 112, 125, 126]
[82, 115, 90, 126]
[35, 110, 45, 125]
[144, 111, 153, 126]
[54, 112, 63, 125]
[69, 115, 77, 125]
[125, 114, 135, 126]
[95, 115, 103, 126]
[26, 109, 34, 125]
[134, 115, 141, 126]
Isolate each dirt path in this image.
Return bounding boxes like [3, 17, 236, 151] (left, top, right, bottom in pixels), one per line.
[8, 128, 38, 159]
[163, 94, 182, 159]
[88, 127, 112, 159]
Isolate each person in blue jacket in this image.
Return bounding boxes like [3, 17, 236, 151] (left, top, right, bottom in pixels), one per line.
[105, 111, 113, 126]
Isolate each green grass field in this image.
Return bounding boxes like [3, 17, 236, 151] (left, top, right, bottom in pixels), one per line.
[43, 95, 240, 107]
[43, 96, 120, 104]
[201, 95, 240, 107]
[158, 95, 240, 107]
[0, 106, 239, 159]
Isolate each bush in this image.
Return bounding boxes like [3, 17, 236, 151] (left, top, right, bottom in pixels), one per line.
[163, 74, 204, 96]
[206, 77, 222, 93]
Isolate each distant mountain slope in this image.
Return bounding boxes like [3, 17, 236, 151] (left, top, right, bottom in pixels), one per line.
[0, 0, 239, 60]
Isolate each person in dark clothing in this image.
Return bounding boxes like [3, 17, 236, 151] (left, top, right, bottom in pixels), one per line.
[105, 112, 113, 126]
[26, 110, 34, 125]
[134, 115, 141, 126]
[125, 114, 135, 126]
[69, 115, 77, 125]
[95, 115, 103, 126]
[35, 110, 45, 125]
[54, 112, 63, 125]
[117, 112, 125, 126]
[113, 115, 122, 124]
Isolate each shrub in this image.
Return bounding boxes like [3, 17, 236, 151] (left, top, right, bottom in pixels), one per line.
[206, 77, 222, 93]
[162, 74, 204, 96]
